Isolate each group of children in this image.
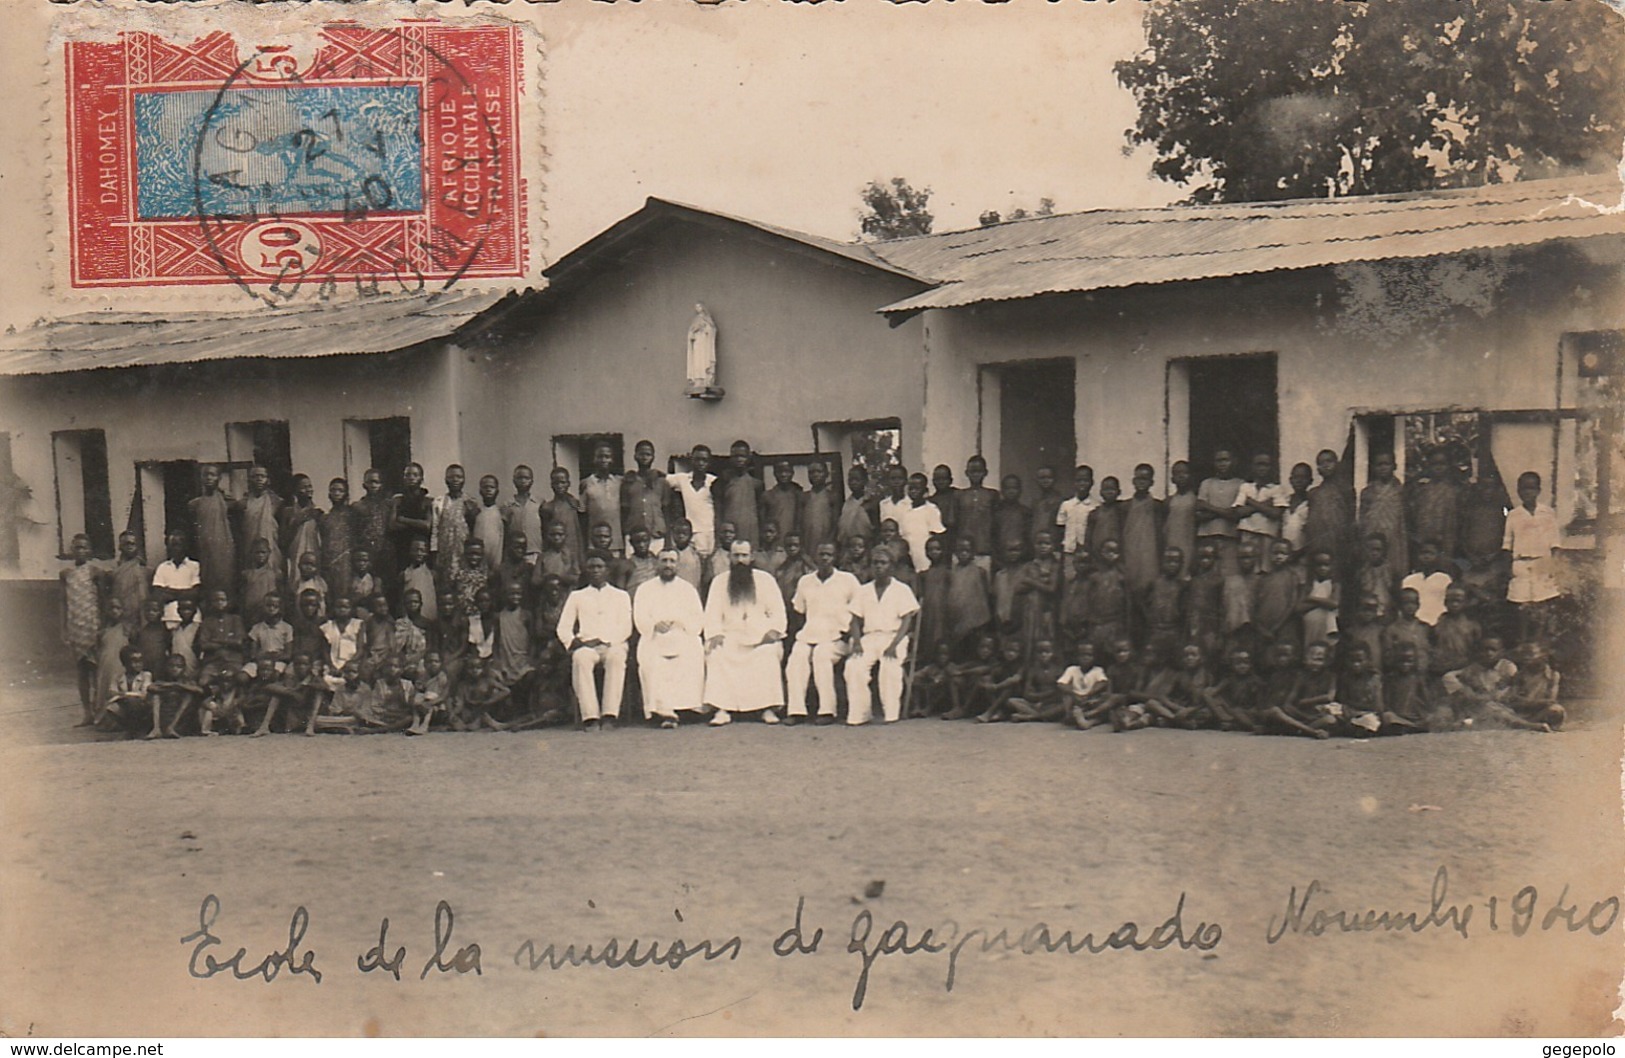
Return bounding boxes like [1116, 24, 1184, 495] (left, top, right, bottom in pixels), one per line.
[59, 436, 1571, 738]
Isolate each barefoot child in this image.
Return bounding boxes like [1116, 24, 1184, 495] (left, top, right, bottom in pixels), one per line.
[292, 552, 329, 620]
[408, 652, 451, 734]
[1061, 640, 1113, 730]
[1254, 640, 1328, 739]
[975, 638, 1028, 723]
[147, 653, 203, 739]
[1140, 547, 1188, 669]
[1380, 642, 1446, 734]
[908, 639, 956, 719]
[1506, 642, 1565, 730]
[1195, 648, 1262, 731]
[105, 645, 153, 734]
[239, 538, 280, 630]
[1336, 641, 1384, 736]
[1381, 587, 1433, 677]
[944, 632, 998, 720]
[253, 651, 319, 737]
[1007, 639, 1068, 723]
[61, 533, 102, 726]
[196, 589, 247, 735]
[92, 598, 131, 725]
[319, 596, 368, 677]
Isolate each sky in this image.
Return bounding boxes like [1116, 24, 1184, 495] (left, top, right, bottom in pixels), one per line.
[0, 1, 1179, 331]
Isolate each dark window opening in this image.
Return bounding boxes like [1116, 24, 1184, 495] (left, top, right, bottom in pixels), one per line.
[53, 429, 114, 558]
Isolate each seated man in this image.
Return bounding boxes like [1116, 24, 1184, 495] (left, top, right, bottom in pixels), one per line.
[555, 551, 633, 731]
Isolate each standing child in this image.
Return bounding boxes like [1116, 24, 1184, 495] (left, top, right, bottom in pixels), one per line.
[61, 533, 103, 726]
[1234, 453, 1287, 571]
[360, 594, 398, 678]
[195, 590, 247, 735]
[667, 519, 704, 592]
[237, 465, 284, 580]
[453, 539, 491, 619]
[1297, 550, 1341, 655]
[189, 464, 237, 605]
[399, 537, 438, 622]
[1221, 542, 1262, 657]
[945, 536, 993, 653]
[504, 465, 546, 564]
[1358, 452, 1409, 590]
[1056, 465, 1098, 561]
[754, 522, 789, 578]
[622, 440, 671, 554]
[704, 523, 739, 597]
[1029, 466, 1064, 561]
[914, 536, 953, 662]
[1084, 538, 1130, 654]
[1084, 477, 1124, 563]
[837, 465, 878, 554]
[353, 469, 396, 604]
[92, 599, 131, 726]
[1141, 547, 1188, 669]
[1012, 530, 1062, 657]
[671, 446, 719, 558]
[538, 519, 582, 588]
[289, 590, 328, 670]
[319, 478, 357, 606]
[1252, 539, 1302, 651]
[278, 479, 323, 573]
[1503, 470, 1562, 646]
[108, 531, 149, 630]
[718, 440, 766, 548]
[1119, 464, 1165, 598]
[798, 461, 841, 559]
[1195, 450, 1245, 576]
[239, 538, 280, 630]
[488, 581, 536, 715]
[430, 464, 476, 599]
[580, 446, 625, 553]
[1305, 449, 1357, 580]
[952, 456, 999, 570]
[990, 541, 1026, 644]
[1163, 462, 1198, 578]
[170, 599, 201, 678]
[764, 460, 804, 545]
[473, 474, 508, 573]
[1281, 463, 1313, 560]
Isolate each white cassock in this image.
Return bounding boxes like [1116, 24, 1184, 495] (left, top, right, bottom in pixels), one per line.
[702, 568, 786, 712]
[634, 575, 707, 718]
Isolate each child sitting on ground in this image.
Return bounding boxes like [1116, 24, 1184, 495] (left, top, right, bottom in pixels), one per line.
[1254, 640, 1328, 739]
[908, 639, 955, 719]
[252, 650, 320, 737]
[1381, 587, 1432, 677]
[408, 651, 452, 735]
[1379, 642, 1448, 734]
[105, 645, 153, 734]
[1506, 642, 1565, 731]
[1158, 642, 1213, 729]
[943, 632, 998, 720]
[1336, 641, 1384, 736]
[975, 638, 1028, 723]
[461, 655, 514, 731]
[1195, 647, 1262, 731]
[147, 653, 203, 739]
[1007, 639, 1068, 723]
[1291, 640, 1340, 733]
[1062, 640, 1113, 730]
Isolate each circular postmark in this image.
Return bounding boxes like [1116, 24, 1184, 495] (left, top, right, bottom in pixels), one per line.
[189, 26, 508, 306]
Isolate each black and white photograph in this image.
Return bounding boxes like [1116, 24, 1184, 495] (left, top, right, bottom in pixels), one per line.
[0, 0, 1622, 1039]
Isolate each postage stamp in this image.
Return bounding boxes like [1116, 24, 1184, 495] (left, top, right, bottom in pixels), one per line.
[64, 18, 531, 292]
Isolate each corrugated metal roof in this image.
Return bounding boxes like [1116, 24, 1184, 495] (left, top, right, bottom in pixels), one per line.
[869, 175, 1625, 313]
[540, 197, 930, 286]
[0, 290, 509, 377]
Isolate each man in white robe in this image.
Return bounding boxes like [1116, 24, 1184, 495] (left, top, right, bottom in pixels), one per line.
[702, 541, 786, 726]
[634, 549, 707, 728]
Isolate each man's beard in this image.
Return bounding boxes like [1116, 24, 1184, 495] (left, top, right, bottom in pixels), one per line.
[727, 562, 757, 606]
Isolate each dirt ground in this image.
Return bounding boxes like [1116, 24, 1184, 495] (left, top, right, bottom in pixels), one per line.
[1, 666, 1622, 1038]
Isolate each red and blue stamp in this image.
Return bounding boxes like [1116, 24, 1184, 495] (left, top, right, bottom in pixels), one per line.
[65, 20, 529, 292]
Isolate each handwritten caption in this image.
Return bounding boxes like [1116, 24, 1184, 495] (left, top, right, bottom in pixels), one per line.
[181, 867, 1615, 1010]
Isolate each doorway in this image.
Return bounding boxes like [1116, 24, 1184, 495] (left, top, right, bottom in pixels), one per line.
[1184, 354, 1278, 481]
[343, 417, 412, 495]
[133, 460, 201, 566]
[998, 360, 1075, 492]
[225, 420, 294, 499]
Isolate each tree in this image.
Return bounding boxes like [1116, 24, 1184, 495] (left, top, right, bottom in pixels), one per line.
[857, 178, 934, 240]
[1115, 0, 1625, 203]
[978, 197, 1057, 227]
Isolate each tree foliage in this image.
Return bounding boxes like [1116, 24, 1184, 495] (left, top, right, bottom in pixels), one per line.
[858, 178, 934, 240]
[1115, 0, 1625, 203]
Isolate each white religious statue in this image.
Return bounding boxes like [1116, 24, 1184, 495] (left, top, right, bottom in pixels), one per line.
[685, 303, 724, 399]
